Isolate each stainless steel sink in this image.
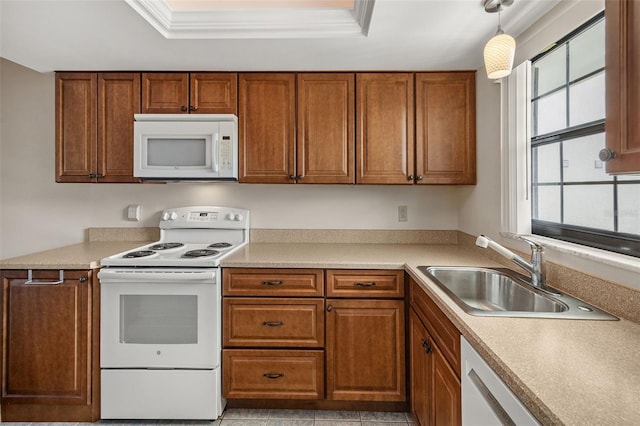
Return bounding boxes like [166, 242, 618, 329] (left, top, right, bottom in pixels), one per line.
[418, 266, 618, 320]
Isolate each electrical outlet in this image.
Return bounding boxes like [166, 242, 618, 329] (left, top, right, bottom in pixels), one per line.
[398, 205, 408, 222]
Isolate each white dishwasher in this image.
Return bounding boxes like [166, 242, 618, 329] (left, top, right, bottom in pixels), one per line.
[461, 337, 540, 426]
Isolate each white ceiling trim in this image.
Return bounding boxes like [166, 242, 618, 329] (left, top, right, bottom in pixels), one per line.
[125, 0, 375, 39]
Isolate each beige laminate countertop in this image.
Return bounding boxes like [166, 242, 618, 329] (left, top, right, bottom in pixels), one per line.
[0, 241, 149, 269]
[221, 242, 640, 426]
[1, 240, 638, 425]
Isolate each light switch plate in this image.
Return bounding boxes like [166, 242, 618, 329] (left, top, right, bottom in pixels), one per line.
[127, 204, 140, 221]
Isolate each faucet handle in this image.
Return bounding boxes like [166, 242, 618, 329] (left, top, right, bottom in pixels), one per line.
[519, 236, 544, 252]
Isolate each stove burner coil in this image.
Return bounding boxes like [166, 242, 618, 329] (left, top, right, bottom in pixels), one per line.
[208, 242, 233, 249]
[181, 249, 220, 258]
[123, 250, 156, 258]
[148, 242, 185, 251]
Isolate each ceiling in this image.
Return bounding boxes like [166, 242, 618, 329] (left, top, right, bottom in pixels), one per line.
[0, 0, 561, 74]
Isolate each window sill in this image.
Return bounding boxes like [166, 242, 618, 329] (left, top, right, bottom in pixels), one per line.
[500, 232, 640, 275]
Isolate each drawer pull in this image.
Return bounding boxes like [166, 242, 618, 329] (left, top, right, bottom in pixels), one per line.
[263, 321, 285, 327]
[262, 280, 284, 286]
[263, 373, 284, 379]
[355, 281, 377, 287]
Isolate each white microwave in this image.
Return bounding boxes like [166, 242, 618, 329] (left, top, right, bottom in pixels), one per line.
[133, 114, 238, 181]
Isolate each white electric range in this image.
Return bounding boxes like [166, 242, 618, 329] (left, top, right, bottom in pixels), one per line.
[97, 206, 249, 420]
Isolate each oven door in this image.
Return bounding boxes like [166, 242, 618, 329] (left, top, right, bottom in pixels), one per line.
[100, 274, 218, 369]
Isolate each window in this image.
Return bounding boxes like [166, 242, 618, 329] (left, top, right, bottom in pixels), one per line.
[530, 12, 640, 258]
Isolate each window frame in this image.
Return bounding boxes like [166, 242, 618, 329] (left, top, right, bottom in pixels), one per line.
[527, 11, 640, 259]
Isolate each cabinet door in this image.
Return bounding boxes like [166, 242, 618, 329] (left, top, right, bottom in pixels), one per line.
[97, 73, 141, 183]
[432, 343, 461, 426]
[141, 72, 189, 113]
[297, 73, 355, 184]
[55, 73, 97, 183]
[416, 72, 476, 184]
[410, 310, 433, 426]
[605, 0, 640, 174]
[325, 299, 405, 401]
[0, 270, 97, 421]
[239, 73, 296, 183]
[357, 73, 414, 184]
[190, 73, 238, 114]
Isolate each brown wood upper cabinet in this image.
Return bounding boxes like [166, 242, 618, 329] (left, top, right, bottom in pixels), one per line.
[0, 269, 99, 422]
[141, 72, 237, 114]
[416, 72, 476, 184]
[56, 72, 140, 183]
[238, 73, 355, 184]
[604, 0, 640, 174]
[357, 73, 415, 184]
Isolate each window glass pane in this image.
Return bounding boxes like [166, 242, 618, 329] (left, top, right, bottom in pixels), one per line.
[533, 143, 561, 183]
[533, 185, 561, 222]
[533, 89, 566, 136]
[532, 44, 566, 96]
[618, 184, 640, 235]
[562, 133, 611, 182]
[569, 72, 605, 126]
[563, 185, 614, 231]
[569, 19, 605, 80]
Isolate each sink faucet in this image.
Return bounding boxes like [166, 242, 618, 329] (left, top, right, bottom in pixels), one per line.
[475, 234, 546, 289]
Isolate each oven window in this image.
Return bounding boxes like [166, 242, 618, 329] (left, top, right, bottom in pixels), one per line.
[120, 295, 197, 344]
[147, 138, 207, 167]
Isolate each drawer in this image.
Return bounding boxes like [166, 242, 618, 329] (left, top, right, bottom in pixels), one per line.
[223, 268, 324, 297]
[223, 298, 324, 347]
[223, 349, 324, 400]
[326, 269, 404, 298]
[410, 278, 460, 376]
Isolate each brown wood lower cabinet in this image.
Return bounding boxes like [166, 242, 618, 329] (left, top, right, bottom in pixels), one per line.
[0, 269, 99, 422]
[223, 349, 324, 399]
[409, 278, 461, 426]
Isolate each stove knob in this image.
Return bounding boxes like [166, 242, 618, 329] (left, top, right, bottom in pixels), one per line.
[235, 214, 244, 221]
[226, 213, 235, 221]
[162, 212, 171, 221]
[170, 212, 178, 220]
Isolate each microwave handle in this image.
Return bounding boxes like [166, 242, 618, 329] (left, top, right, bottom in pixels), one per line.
[212, 132, 219, 172]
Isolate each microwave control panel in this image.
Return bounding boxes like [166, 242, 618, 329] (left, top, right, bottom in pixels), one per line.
[219, 122, 235, 172]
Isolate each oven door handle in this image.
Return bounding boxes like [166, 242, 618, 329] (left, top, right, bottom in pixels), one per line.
[97, 269, 217, 282]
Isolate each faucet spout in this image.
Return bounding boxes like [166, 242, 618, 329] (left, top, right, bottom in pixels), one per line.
[475, 235, 546, 289]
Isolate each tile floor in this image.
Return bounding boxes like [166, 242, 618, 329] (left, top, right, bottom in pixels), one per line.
[1, 409, 415, 425]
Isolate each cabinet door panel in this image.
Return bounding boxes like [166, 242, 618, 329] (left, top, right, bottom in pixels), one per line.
[297, 73, 355, 184]
[410, 310, 432, 426]
[416, 72, 476, 184]
[1, 270, 91, 407]
[55, 73, 97, 182]
[141, 73, 189, 113]
[433, 344, 461, 426]
[97, 73, 141, 183]
[239, 73, 296, 183]
[191, 73, 238, 114]
[605, 0, 640, 174]
[325, 299, 405, 401]
[357, 73, 414, 184]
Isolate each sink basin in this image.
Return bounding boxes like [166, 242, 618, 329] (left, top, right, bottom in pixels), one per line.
[418, 266, 618, 320]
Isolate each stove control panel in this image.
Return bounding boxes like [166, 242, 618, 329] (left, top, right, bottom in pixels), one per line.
[159, 206, 249, 230]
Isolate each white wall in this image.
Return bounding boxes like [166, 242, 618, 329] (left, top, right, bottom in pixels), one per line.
[0, 58, 462, 259]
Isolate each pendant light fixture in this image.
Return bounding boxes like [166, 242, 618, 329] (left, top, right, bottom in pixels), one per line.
[483, 0, 516, 79]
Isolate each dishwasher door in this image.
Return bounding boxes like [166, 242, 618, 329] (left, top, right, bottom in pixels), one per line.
[461, 337, 540, 426]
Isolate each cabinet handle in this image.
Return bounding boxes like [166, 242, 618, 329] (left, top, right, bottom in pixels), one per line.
[355, 281, 376, 287]
[261, 280, 283, 286]
[417, 175, 423, 181]
[189, 105, 196, 112]
[598, 148, 616, 161]
[289, 175, 297, 180]
[181, 106, 187, 112]
[88, 173, 96, 178]
[79, 276, 87, 283]
[96, 173, 104, 178]
[327, 305, 333, 312]
[263, 373, 284, 379]
[297, 175, 303, 180]
[25, 269, 64, 285]
[408, 175, 415, 181]
[263, 321, 284, 327]
[421, 338, 432, 354]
